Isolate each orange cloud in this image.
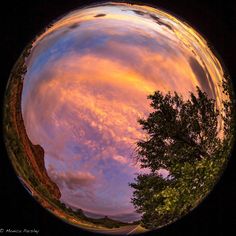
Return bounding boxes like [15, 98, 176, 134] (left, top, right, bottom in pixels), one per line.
[113, 155, 128, 164]
[21, 2, 227, 219]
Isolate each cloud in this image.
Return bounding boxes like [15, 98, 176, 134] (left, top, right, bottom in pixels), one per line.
[189, 56, 216, 99]
[113, 155, 128, 164]
[94, 13, 106, 17]
[21, 2, 226, 221]
[157, 168, 171, 179]
[48, 166, 95, 190]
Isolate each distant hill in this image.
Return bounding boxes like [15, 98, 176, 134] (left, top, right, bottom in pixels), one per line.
[59, 205, 140, 228]
[87, 215, 132, 228]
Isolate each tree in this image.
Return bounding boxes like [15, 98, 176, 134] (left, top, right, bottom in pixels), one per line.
[130, 87, 233, 229]
[74, 208, 87, 219]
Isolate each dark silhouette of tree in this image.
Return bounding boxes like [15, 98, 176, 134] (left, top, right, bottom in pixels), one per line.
[130, 86, 234, 230]
[222, 75, 235, 141]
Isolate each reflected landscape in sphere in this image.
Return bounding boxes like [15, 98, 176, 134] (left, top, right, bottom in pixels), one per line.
[3, 2, 235, 234]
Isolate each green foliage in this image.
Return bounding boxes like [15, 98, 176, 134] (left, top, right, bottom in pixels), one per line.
[136, 87, 220, 172]
[222, 75, 236, 141]
[130, 86, 234, 229]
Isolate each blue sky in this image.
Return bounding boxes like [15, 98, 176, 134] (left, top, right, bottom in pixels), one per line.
[21, 2, 225, 222]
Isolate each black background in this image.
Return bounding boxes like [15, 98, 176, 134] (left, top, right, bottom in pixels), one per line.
[0, 0, 236, 235]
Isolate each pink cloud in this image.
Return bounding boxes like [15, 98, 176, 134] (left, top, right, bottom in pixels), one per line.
[113, 155, 128, 164]
[157, 168, 171, 179]
[21, 2, 226, 221]
[48, 166, 95, 190]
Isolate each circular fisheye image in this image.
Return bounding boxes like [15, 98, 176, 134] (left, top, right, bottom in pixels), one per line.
[3, 2, 235, 235]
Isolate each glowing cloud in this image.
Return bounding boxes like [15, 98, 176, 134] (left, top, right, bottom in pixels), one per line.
[21, 2, 226, 221]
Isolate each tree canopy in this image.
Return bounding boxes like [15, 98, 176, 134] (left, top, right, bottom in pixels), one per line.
[130, 86, 234, 230]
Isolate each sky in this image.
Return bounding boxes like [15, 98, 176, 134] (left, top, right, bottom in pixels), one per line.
[21, 2, 226, 222]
